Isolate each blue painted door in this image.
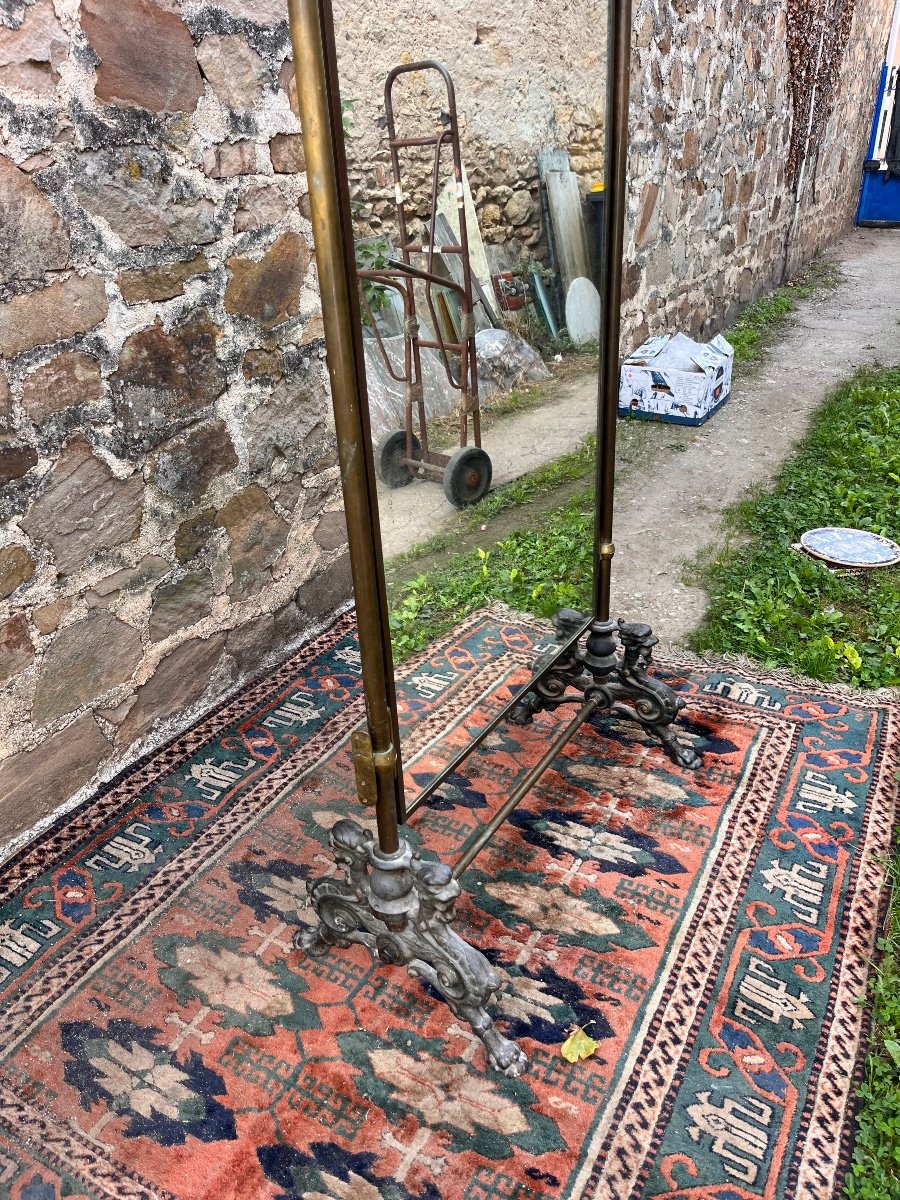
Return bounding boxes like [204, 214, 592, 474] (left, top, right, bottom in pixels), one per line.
[858, 15, 900, 226]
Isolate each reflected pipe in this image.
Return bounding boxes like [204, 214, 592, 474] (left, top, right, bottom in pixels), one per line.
[593, 0, 632, 622]
[287, 0, 406, 846]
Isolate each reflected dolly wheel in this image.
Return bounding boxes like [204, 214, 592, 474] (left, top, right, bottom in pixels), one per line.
[375, 430, 421, 488]
[443, 446, 492, 508]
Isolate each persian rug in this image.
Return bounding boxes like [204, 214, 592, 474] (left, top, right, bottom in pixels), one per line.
[0, 608, 896, 1200]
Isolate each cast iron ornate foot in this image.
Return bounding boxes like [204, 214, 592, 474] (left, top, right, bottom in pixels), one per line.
[509, 608, 701, 770]
[296, 818, 528, 1077]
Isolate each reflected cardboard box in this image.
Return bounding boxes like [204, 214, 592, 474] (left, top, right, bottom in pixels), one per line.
[618, 332, 734, 426]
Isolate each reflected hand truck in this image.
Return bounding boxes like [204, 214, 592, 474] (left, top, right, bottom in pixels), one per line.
[358, 60, 492, 508]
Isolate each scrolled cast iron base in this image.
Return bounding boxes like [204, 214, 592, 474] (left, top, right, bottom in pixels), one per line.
[296, 818, 528, 1077]
[509, 609, 702, 770]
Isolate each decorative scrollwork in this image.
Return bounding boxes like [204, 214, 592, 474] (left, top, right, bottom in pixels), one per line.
[296, 819, 528, 1078]
[509, 611, 701, 769]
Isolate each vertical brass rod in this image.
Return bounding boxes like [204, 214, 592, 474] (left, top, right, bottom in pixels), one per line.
[593, 0, 633, 621]
[287, 0, 406, 847]
[451, 699, 599, 878]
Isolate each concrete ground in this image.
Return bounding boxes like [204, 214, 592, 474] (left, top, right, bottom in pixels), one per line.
[378, 227, 900, 643]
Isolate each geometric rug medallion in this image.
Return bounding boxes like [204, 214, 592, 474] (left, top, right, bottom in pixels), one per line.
[0, 608, 896, 1200]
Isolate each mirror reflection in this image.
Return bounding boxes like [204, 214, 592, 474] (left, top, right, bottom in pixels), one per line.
[334, 8, 609, 737]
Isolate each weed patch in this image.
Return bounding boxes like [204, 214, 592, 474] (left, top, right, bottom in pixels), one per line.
[388, 488, 594, 660]
[689, 366, 900, 688]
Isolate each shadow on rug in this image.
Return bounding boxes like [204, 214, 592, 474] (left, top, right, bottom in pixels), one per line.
[0, 608, 897, 1200]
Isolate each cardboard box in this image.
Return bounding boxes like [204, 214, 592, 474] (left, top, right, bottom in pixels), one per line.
[618, 332, 734, 426]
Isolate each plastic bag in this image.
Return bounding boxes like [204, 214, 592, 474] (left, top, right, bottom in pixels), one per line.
[474, 329, 551, 395]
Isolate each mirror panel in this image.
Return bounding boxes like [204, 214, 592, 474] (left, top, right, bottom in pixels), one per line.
[333, 5, 611, 765]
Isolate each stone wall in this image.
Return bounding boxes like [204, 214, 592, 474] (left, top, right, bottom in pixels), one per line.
[334, 0, 608, 259]
[621, 0, 891, 346]
[0, 0, 347, 854]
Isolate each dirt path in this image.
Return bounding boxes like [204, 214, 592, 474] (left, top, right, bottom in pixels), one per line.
[611, 227, 900, 643]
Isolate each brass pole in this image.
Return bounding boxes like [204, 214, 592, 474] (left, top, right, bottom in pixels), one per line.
[287, 0, 406, 847]
[593, 0, 633, 621]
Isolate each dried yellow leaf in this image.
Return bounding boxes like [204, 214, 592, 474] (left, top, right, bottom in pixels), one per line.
[561, 1027, 598, 1063]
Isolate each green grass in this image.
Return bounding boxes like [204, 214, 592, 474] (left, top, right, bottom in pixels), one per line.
[388, 487, 594, 660]
[728, 257, 843, 369]
[689, 367, 900, 689]
[460, 437, 596, 528]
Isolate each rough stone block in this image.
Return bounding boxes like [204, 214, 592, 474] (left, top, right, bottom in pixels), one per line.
[225, 232, 310, 329]
[226, 611, 276, 676]
[32, 609, 143, 725]
[75, 148, 216, 249]
[269, 133, 305, 174]
[0, 440, 38, 484]
[32, 596, 75, 635]
[0, 274, 108, 359]
[151, 419, 239, 505]
[242, 348, 284, 382]
[0, 613, 34, 684]
[0, 714, 112, 846]
[226, 595, 304, 677]
[313, 509, 347, 551]
[635, 182, 661, 249]
[234, 186, 295, 233]
[110, 311, 226, 453]
[174, 508, 218, 563]
[22, 351, 102, 423]
[0, 0, 67, 97]
[0, 545, 35, 599]
[149, 568, 215, 641]
[244, 373, 325, 477]
[117, 633, 226, 745]
[117, 254, 209, 304]
[88, 554, 170, 601]
[295, 552, 352, 620]
[0, 155, 70, 285]
[216, 484, 288, 599]
[504, 190, 532, 226]
[202, 141, 259, 180]
[81, 0, 204, 113]
[196, 34, 268, 112]
[20, 436, 144, 575]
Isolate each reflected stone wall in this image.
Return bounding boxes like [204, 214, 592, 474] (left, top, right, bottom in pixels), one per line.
[335, 0, 609, 260]
[621, 0, 892, 347]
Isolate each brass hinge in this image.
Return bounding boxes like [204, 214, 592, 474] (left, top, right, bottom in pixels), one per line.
[351, 730, 378, 805]
[350, 731, 397, 806]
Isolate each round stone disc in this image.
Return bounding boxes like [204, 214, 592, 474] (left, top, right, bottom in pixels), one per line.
[800, 526, 900, 568]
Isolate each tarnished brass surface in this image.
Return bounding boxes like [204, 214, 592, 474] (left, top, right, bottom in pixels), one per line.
[287, 0, 406, 848]
[350, 731, 377, 806]
[593, 0, 632, 622]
